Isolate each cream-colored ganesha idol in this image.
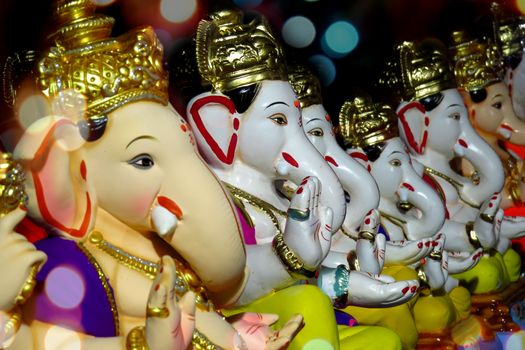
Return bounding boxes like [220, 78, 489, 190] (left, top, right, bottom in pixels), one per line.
[0, 1, 302, 349]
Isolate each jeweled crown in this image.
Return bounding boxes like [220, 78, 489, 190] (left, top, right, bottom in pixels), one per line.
[35, 0, 167, 120]
[491, 2, 524, 59]
[450, 31, 504, 91]
[378, 39, 456, 101]
[336, 94, 399, 148]
[288, 64, 322, 108]
[195, 9, 287, 92]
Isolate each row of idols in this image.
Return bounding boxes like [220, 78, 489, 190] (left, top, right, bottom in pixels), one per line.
[2, 1, 525, 349]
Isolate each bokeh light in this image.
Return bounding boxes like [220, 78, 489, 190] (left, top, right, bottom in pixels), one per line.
[233, 0, 264, 8]
[160, 0, 197, 23]
[45, 266, 86, 309]
[44, 325, 82, 350]
[282, 16, 316, 48]
[308, 55, 337, 86]
[321, 21, 359, 58]
[18, 94, 50, 130]
[90, 0, 116, 6]
[303, 339, 334, 350]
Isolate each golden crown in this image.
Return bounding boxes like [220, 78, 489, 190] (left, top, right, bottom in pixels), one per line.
[336, 94, 399, 148]
[378, 39, 456, 101]
[34, 0, 167, 121]
[195, 9, 287, 92]
[0, 152, 27, 216]
[450, 31, 504, 91]
[491, 2, 524, 59]
[288, 64, 322, 108]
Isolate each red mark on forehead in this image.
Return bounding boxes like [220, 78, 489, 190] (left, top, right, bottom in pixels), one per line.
[294, 100, 300, 108]
[458, 139, 468, 148]
[402, 183, 415, 192]
[158, 196, 183, 220]
[80, 161, 87, 180]
[282, 152, 299, 168]
[325, 155, 339, 167]
[325, 114, 331, 122]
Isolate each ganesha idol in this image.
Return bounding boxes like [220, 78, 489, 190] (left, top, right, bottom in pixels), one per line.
[170, 8, 418, 350]
[449, 30, 525, 214]
[336, 94, 486, 348]
[378, 38, 523, 333]
[0, 1, 314, 349]
[287, 64, 448, 349]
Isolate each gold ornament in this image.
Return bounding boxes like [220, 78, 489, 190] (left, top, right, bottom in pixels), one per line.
[491, 2, 525, 59]
[272, 232, 317, 279]
[196, 8, 287, 92]
[378, 39, 456, 101]
[0, 152, 27, 216]
[288, 64, 322, 108]
[450, 31, 504, 91]
[126, 326, 148, 350]
[34, 0, 167, 121]
[336, 94, 399, 148]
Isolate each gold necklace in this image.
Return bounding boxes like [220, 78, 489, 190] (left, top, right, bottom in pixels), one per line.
[86, 231, 214, 312]
[424, 166, 480, 209]
[222, 182, 286, 235]
[378, 210, 408, 240]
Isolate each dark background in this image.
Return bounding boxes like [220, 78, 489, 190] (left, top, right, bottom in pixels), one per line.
[0, 0, 520, 127]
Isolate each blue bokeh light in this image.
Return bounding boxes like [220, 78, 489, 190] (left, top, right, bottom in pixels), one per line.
[308, 55, 337, 86]
[282, 16, 316, 48]
[321, 21, 359, 58]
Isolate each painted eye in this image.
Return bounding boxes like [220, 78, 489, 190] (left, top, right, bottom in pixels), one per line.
[128, 154, 155, 169]
[268, 113, 288, 126]
[492, 102, 502, 109]
[308, 128, 324, 137]
[449, 113, 460, 120]
[389, 159, 402, 167]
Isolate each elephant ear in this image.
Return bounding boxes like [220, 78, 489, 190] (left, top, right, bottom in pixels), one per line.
[186, 92, 239, 170]
[346, 146, 372, 172]
[14, 116, 94, 239]
[396, 101, 429, 155]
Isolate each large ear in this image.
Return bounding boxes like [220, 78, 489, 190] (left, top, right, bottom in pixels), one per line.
[186, 92, 239, 170]
[396, 101, 429, 155]
[13, 116, 94, 239]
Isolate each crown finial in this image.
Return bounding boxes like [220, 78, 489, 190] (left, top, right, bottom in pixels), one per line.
[449, 30, 504, 91]
[288, 64, 322, 108]
[195, 8, 287, 92]
[378, 39, 456, 102]
[336, 94, 399, 148]
[31, 0, 167, 122]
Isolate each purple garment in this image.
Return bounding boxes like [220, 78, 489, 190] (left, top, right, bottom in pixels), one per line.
[236, 206, 257, 245]
[334, 309, 359, 327]
[33, 236, 118, 337]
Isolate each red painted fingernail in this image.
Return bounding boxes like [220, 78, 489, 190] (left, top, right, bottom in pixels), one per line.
[411, 286, 417, 293]
[365, 218, 371, 225]
[425, 241, 431, 247]
[19, 204, 27, 211]
[491, 196, 497, 200]
[297, 187, 304, 194]
[432, 241, 438, 247]
[489, 203, 493, 208]
[301, 179, 308, 185]
[180, 124, 188, 132]
[418, 242, 423, 248]
[420, 258, 426, 265]
[155, 284, 160, 291]
[402, 287, 409, 294]
[367, 209, 373, 215]
[160, 266, 164, 273]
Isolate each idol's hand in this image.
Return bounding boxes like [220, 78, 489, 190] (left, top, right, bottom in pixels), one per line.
[355, 209, 385, 274]
[0, 207, 46, 311]
[144, 256, 195, 350]
[284, 176, 333, 271]
[229, 312, 304, 350]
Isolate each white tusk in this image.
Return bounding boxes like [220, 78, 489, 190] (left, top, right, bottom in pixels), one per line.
[496, 127, 512, 140]
[398, 186, 409, 202]
[276, 160, 290, 176]
[151, 205, 178, 238]
[453, 143, 465, 157]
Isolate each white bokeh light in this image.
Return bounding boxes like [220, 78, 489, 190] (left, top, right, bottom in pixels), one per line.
[160, 0, 197, 23]
[18, 94, 50, 130]
[44, 325, 82, 350]
[282, 16, 316, 48]
[45, 266, 86, 309]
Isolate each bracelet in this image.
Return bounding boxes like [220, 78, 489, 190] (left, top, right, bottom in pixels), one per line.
[15, 263, 40, 306]
[126, 326, 148, 350]
[333, 265, 350, 309]
[272, 233, 317, 279]
[2, 306, 22, 348]
[428, 251, 442, 261]
[192, 329, 220, 350]
[465, 221, 482, 250]
[287, 208, 310, 222]
[479, 213, 494, 224]
[357, 230, 375, 243]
